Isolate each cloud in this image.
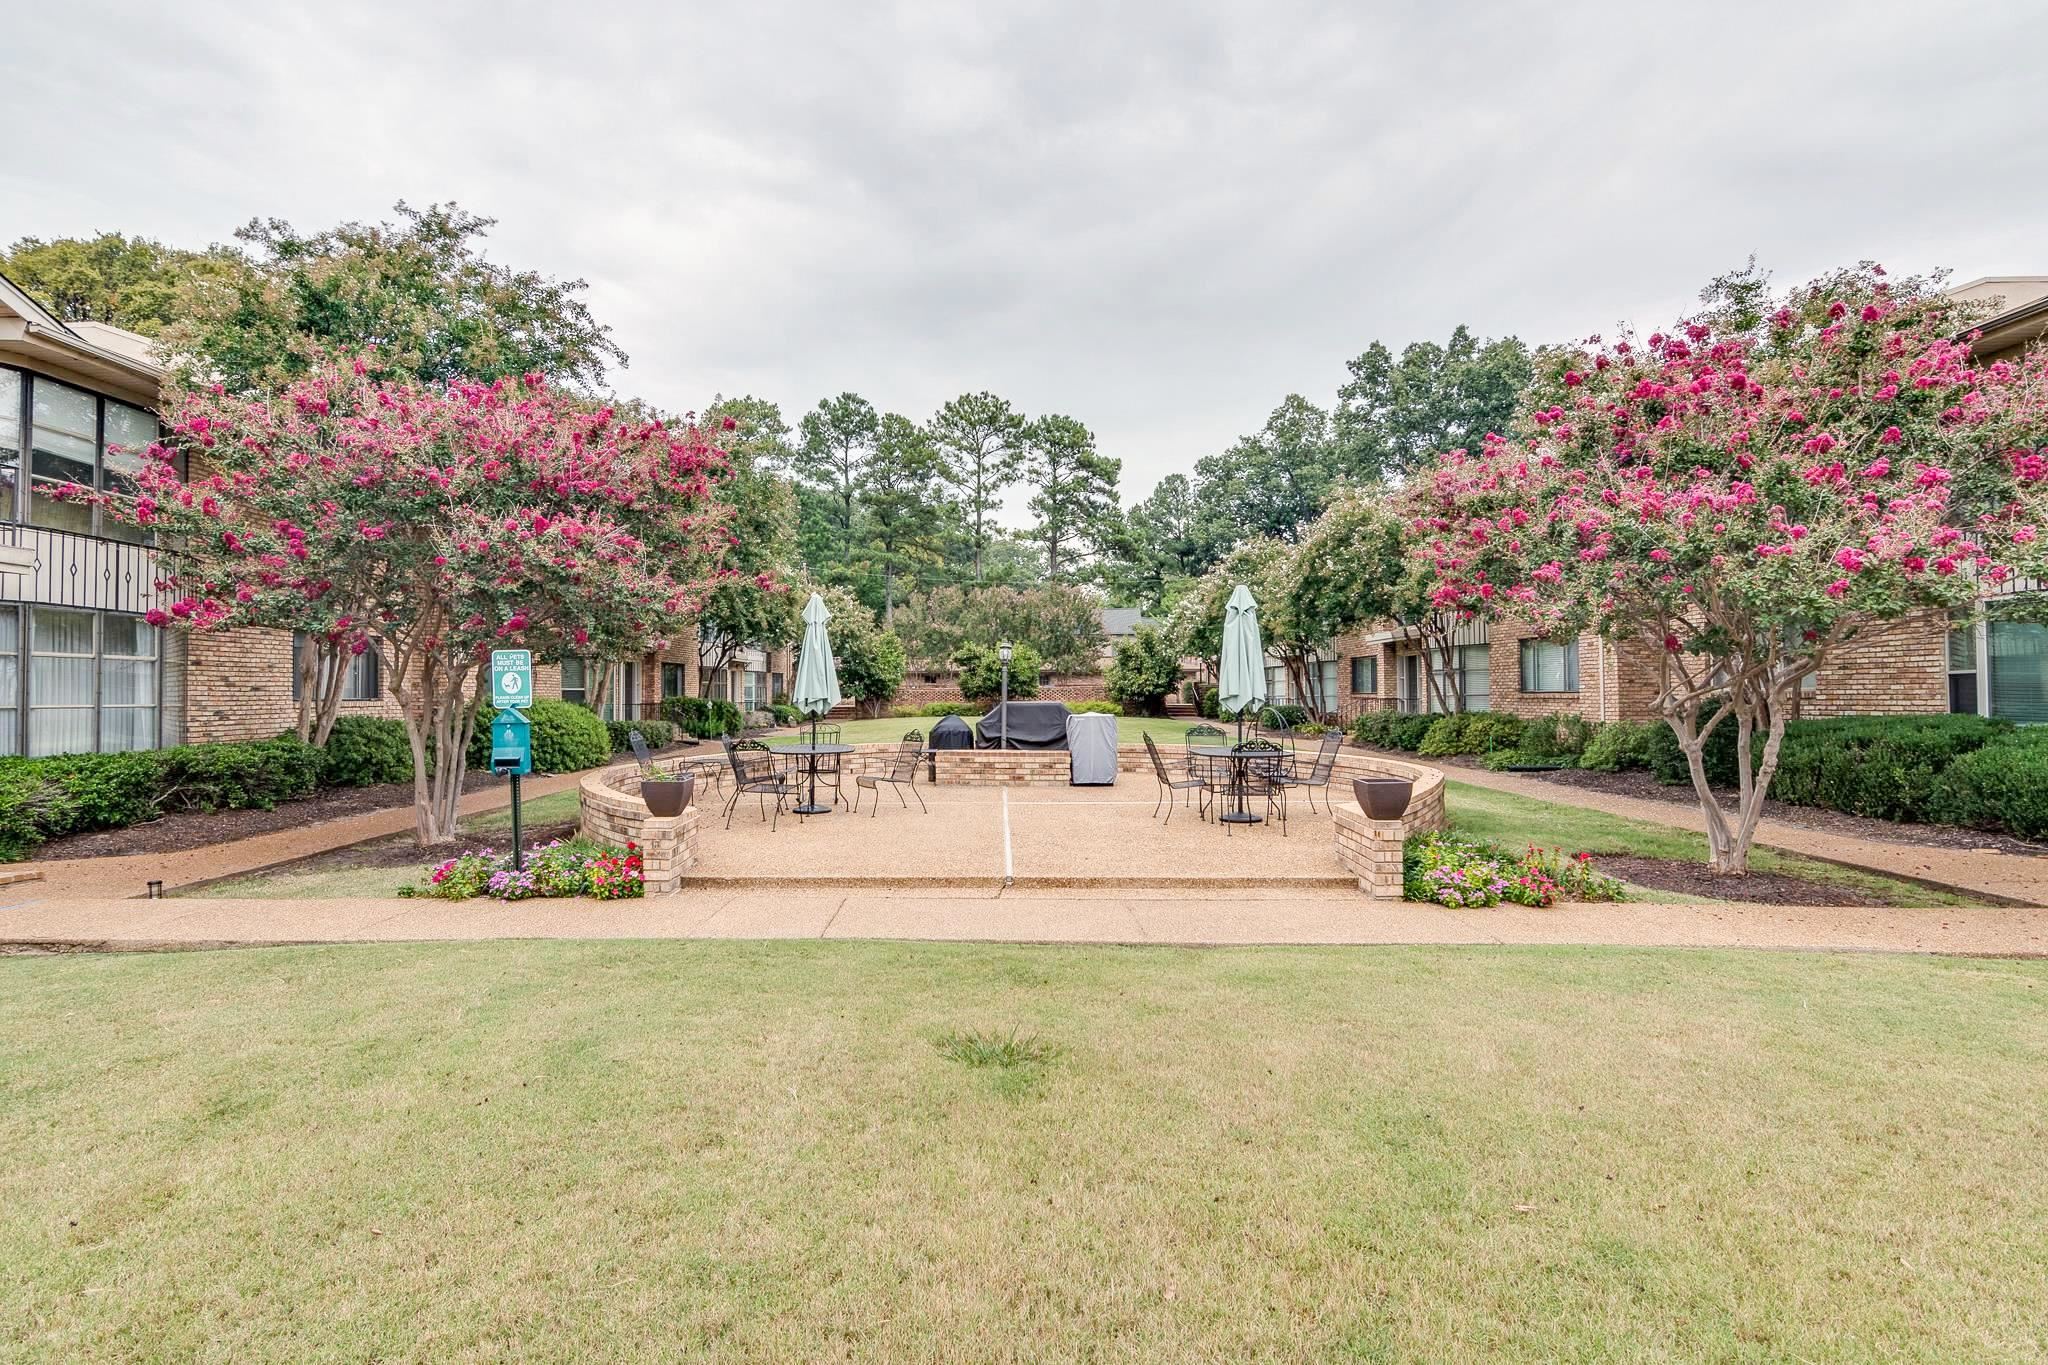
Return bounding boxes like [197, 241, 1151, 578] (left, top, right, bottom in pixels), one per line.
[9, 0, 2047, 516]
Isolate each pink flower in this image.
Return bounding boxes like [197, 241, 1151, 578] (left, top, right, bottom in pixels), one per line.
[1879, 426, 1902, 445]
[1825, 579, 1850, 598]
[1834, 547, 1866, 572]
[1563, 371, 1584, 387]
[145, 608, 170, 627]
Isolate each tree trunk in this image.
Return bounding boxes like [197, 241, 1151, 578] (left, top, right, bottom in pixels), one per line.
[1663, 688, 1786, 875]
[293, 636, 352, 746]
[399, 656, 486, 848]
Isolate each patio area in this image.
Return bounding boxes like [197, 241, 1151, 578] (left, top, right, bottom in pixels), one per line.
[691, 779, 1356, 889]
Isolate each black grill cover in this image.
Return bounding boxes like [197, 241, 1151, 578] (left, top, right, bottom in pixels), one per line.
[975, 701, 1072, 750]
[927, 715, 975, 750]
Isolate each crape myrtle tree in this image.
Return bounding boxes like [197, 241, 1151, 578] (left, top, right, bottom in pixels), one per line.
[119, 357, 734, 846]
[1412, 265, 2048, 873]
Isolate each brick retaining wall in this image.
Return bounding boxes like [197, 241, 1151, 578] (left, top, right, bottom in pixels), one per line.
[578, 764, 702, 894]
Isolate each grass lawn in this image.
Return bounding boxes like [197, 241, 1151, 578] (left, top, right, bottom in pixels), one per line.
[1443, 780, 1978, 908]
[3, 941, 2044, 1360]
[764, 714, 1204, 746]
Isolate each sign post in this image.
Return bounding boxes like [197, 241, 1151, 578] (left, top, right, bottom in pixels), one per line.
[488, 650, 534, 870]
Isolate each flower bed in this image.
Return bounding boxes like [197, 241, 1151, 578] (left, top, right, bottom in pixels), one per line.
[404, 838, 644, 901]
[1402, 832, 1623, 908]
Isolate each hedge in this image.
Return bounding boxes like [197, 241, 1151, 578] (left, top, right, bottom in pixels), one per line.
[0, 735, 325, 861]
[1927, 729, 2048, 838]
[319, 716, 415, 788]
[1768, 714, 2010, 822]
[661, 695, 743, 739]
[1349, 711, 1435, 752]
[607, 718, 677, 755]
[468, 699, 612, 774]
[1416, 712, 1525, 757]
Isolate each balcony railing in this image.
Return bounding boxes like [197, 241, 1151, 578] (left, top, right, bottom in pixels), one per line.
[0, 525, 164, 614]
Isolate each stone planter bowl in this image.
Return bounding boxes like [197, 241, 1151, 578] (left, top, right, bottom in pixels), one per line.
[640, 772, 696, 819]
[1353, 776, 1413, 821]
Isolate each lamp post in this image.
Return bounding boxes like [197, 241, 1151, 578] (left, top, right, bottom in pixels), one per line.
[997, 640, 1013, 749]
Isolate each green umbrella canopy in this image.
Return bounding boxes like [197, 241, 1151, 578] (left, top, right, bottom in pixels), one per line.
[1217, 584, 1267, 719]
[793, 592, 842, 718]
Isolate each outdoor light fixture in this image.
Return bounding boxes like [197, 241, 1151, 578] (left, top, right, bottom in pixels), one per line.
[997, 641, 1013, 749]
[146, 881, 163, 899]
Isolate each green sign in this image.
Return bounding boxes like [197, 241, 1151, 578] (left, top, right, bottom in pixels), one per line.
[489, 709, 532, 776]
[490, 649, 533, 710]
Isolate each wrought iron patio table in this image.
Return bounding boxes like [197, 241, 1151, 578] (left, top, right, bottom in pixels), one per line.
[779, 742, 856, 816]
[1191, 744, 1269, 825]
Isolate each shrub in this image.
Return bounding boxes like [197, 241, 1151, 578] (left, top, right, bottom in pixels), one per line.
[1580, 720, 1662, 772]
[1769, 714, 2009, 822]
[1353, 711, 1439, 753]
[468, 699, 612, 774]
[1067, 700, 1122, 715]
[1517, 713, 1594, 760]
[320, 716, 414, 787]
[662, 695, 744, 739]
[1259, 704, 1312, 730]
[769, 703, 804, 727]
[1644, 709, 1744, 788]
[1927, 730, 2048, 838]
[606, 719, 676, 755]
[953, 641, 1042, 702]
[1416, 711, 1525, 757]
[1105, 625, 1181, 716]
[0, 736, 325, 861]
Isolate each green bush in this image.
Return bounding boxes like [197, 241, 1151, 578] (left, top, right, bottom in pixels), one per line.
[953, 641, 1042, 702]
[1259, 704, 1313, 730]
[661, 695, 743, 739]
[320, 716, 414, 787]
[1068, 701, 1122, 715]
[918, 701, 984, 718]
[769, 703, 805, 727]
[1350, 711, 1437, 752]
[0, 736, 325, 861]
[468, 699, 612, 774]
[1416, 711, 1525, 757]
[1580, 720, 1663, 772]
[1516, 713, 1594, 761]
[606, 718, 676, 755]
[1927, 730, 2048, 838]
[1770, 714, 2010, 822]
[1645, 708, 1744, 788]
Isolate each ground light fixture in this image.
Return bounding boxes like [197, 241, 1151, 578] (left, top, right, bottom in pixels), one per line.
[998, 641, 1013, 749]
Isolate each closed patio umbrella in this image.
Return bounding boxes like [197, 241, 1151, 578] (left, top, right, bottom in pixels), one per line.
[1217, 584, 1266, 745]
[793, 591, 842, 744]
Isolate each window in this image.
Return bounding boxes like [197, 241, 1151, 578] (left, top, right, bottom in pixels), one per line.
[0, 608, 16, 754]
[1317, 660, 1338, 713]
[1349, 656, 1377, 695]
[560, 657, 589, 704]
[99, 613, 159, 752]
[290, 634, 380, 702]
[0, 371, 20, 518]
[1988, 618, 2048, 724]
[1519, 638, 1579, 693]
[21, 608, 158, 756]
[1265, 664, 1284, 704]
[1459, 643, 1491, 712]
[29, 379, 97, 535]
[661, 662, 689, 699]
[100, 401, 156, 545]
[1949, 617, 1980, 715]
[5, 369, 160, 538]
[770, 670, 784, 703]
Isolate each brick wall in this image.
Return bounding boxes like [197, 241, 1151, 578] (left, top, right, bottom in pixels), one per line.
[1801, 611, 1948, 718]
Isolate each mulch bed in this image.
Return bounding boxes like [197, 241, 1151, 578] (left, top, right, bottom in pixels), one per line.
[30, 739, 713, 862]
[221, 818, 586, 882]
[1588, 855, 1880, 906]
[30, 773, 496, 862]
[1529, 766, 2048, 858]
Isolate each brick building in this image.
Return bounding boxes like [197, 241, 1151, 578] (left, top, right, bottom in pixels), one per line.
[0, 271, 705, 757]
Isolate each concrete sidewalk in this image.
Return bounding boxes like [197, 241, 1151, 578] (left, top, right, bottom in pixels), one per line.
[1, 887, 2043, 956]
[1429, 763, 2048, 907]
[24, 768, 590, 901]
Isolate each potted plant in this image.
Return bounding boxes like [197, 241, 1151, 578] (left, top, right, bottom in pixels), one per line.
[1353, 775, 1412, 821]
[640, 769, 696, 818]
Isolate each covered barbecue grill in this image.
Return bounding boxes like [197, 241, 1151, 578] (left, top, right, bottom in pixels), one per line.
[927, 714, 975, 751]
[974, 700, 1072, 750]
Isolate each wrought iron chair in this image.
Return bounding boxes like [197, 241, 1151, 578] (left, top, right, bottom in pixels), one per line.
[811, 723, 847, 807]
[1182, 723, 1226, 780]
[723, 738, 797, 830]
[1271, 729, 1344, 813]
[1234, 737, 1290, 835]
[628, 729, 657, 774]
[854, 731, 928, 817]
[1144, 732, 1212, 825]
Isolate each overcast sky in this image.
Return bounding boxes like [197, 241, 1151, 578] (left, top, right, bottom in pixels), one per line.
[9, 1, 2048, 518]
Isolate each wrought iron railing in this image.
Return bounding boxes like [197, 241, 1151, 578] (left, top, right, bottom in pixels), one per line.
[0, 525, 165, 614]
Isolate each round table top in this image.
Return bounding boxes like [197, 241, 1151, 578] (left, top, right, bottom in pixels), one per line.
[780, 742, 856, 755]
[1190, 744, 1280, 759]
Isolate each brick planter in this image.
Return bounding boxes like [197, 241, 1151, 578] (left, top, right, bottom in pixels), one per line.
[578, 764, 701, 895]
[1324, 753, 1445, 897]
